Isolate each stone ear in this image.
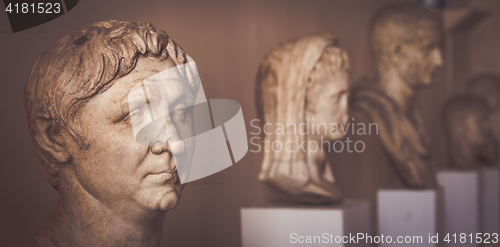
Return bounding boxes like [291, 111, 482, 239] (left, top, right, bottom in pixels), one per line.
[34, 114, 71, 163]
[388, 42, 403, 65]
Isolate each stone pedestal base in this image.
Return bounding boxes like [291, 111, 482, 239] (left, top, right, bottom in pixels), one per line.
[378, 189, 437, 247]
[480, 167, 499, 234]
[437, 170, 479, 247]
[241, 200, 370, 247]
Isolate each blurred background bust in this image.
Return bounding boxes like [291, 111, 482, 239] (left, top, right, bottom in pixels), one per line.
[466, 73, 500, 160]
[24, 20, 196, 247]
[442, 95, 499, 168]
[255, 34, 350, 204]
[350, 3, 443, 188]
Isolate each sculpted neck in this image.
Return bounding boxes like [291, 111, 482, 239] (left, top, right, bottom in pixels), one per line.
[36, 172, 165, 247]
[306, 137, 326, 166]
[377, 66, 416, 115]
[305, 135, 333, 184]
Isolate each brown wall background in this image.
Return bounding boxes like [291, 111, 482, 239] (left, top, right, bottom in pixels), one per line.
[1, 0, 499, 246]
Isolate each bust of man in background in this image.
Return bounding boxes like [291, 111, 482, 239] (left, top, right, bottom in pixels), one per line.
[442, 95, 498, 168]
[350, 3, 443, 188]
[466, 73, 500, 139]
[24, 20, 198, 247]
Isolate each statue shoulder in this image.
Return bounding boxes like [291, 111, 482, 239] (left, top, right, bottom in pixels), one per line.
[349, 81, 400, 125]
[35, 236, 57, 247]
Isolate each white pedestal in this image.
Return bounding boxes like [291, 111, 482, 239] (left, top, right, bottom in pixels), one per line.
[241, 200, 370, 247]
[378, 189, 437, 247]
[480, 167, 499, 234]
[437, 170, 479, 247]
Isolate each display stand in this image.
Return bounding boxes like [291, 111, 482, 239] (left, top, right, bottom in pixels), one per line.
[240, 200, 370, 247]
[378, 189, 437, 247]
[437, 170, 479, 247]
[480, 167, 499, 234]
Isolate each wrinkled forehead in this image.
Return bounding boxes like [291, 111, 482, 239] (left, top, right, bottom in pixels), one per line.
[128, 65, 193, 105]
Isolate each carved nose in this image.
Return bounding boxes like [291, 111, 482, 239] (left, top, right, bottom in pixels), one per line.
[150, 140, 185, 155]
[161, 116, 185, 154]
[149, 118, 185, 155]
[151, 140, 169, 155]
[151, 139, 184, 155]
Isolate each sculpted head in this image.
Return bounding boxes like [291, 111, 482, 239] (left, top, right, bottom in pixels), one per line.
[369, 3, 443, 87]
[24, 20, 197, 217]
[442, 95, 498, 168]
[466, 73, 500, 111]
[255, 34, 350, 202]
[306, 46, 350, 140]
[256, 34, 350, 146]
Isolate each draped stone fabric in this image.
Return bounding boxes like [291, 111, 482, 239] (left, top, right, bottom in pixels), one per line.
[350, 80, 434, 188]
[255, 34, 348, 202]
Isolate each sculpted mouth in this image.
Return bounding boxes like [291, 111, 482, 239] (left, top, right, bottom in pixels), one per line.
[144, 147, 180, 182]
[146, 169, 179, 183]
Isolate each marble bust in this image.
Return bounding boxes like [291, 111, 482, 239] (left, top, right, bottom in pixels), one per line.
[350, 3, 443, 188]
[442, 95, 499, 168]
[466, 73, 500, 155]
[24, 20, 198, 247]
[255, 34, 351, 203]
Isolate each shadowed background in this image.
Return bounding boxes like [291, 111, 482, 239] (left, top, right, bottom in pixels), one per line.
[1, 0, 499, 246]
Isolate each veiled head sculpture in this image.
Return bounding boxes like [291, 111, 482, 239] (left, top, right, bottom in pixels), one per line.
[24, 20, 198, 247]
[255, 34, 351, 203]
[442, 95, 499, 168]
[466, 73, 500, 111]
[350, 3, 443, 188]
